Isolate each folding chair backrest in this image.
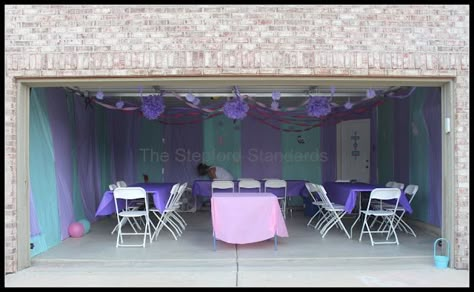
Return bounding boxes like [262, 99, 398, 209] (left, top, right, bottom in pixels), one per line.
[172, 182, 188, 207]
[385, 181, 395, 187]
[367, 188, 401, 211]
[404, 184, 419, 203]
[239, 178, 255, 181]
[163, 183, 180, 210]
[391, 182, 405, 190]
[305, 182, 322, 203]
[238, 180, 261, 192]
[211, 180, 234, 195]
[109, 184, 117, 191]
[335, 179, 350, 183]
[116, 180, 127, 188]
[264, 179, 287, 197]
[314, 184, 334, 208]
[113, 187, 148, 213]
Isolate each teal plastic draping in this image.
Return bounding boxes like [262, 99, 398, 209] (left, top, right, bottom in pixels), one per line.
[203, 115, 241, 179]
[376, 99, 395, 184]
[281, 128, 321, 206]
[409, 89, 431, 223]
[136, 119, 164, 183]
[67, 94, 86, 221]
[95, 106, 113, 193]
[29, 88, 61, 255]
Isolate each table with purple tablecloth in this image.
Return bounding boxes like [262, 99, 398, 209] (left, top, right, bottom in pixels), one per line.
[192, 180, 308, 198]
[322, 182, 413, 214]
[95, 182, 177, 217]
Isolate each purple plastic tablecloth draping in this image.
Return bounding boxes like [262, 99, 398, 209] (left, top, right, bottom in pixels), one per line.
[192, 180, 308, 198]
[95, 182, 177, 216]
[322, 182, 413, 214]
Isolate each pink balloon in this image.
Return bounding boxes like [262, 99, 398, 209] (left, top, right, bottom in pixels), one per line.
[68, 222, 84, 238]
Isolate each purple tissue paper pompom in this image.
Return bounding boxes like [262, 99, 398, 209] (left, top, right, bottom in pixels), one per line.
[271, 101, 279, 110]
[272, 91, 281, 101]
[141, 95, 166, 120]
[223, 98, 249, 120]
[185, 93, 200, 105]
[366, 88, 376, 99]
[306, 96, 331, 118]
[96, 91, 104, 100]
[115, 100, 125, 109]
[344, 99, 353, 110]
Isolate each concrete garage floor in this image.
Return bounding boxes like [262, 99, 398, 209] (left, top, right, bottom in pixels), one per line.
[6, 211, 469, 287]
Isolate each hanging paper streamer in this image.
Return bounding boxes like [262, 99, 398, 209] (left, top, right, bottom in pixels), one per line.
[86, 87, 408, 131]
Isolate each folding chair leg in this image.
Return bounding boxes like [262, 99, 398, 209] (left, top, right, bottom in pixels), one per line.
[153, 213, 178, 241]
[350, 211, 362, 239]
[386, 215, 399, 245]
[315, 211, 331, 230]
[307, 208, 322, 227]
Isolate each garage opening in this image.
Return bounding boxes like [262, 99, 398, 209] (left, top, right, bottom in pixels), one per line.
[25, 80, 445, 265]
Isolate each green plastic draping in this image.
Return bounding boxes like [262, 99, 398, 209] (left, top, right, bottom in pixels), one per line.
[376, 99, 395, 184]
[29, 89, 61, 255]
[67, 94, 87, 221]
[136, 119, 164, 183]
[203, 115, 241, 179]
[408, 89, 430, 223]
[95, 106, 113, 194]
[281, 128, 322, 206]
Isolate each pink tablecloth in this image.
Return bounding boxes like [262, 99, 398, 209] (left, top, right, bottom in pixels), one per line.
[211, 192, 288, 244]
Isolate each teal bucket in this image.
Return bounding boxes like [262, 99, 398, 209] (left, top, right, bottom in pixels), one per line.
[433, 238, 449, 269]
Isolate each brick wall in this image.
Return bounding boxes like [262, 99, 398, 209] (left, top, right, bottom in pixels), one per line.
[4, 5, 469, 272]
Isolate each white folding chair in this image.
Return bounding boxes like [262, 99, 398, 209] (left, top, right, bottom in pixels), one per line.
[359, 188, 401, 246]
[392, 182, 405, 190]
[113, 187, 151, 248]
[370, 181, 404, 227]
[152, 183, 189, 240]
[382, 184, 418, 237]
[109, 182, 140, 234]
[116, 180, 145, 230]
[116, 180, 127, 187]
[264, 179, 287, 219]
[314, 184, 350, 239]
[335, 180, 350, 183]
[238, 179, 261, 192]
[211, 180, 235, 195]
[385, 181, 395, 187]
[149, 183, 180, 240]
[168, 182, 189, 230]
[305, 182, 326, 227]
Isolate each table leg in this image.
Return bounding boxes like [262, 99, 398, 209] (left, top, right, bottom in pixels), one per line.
[274, 234, 277, 251]
[349, 192, 362, 239]
[213, 231, 216, 251]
